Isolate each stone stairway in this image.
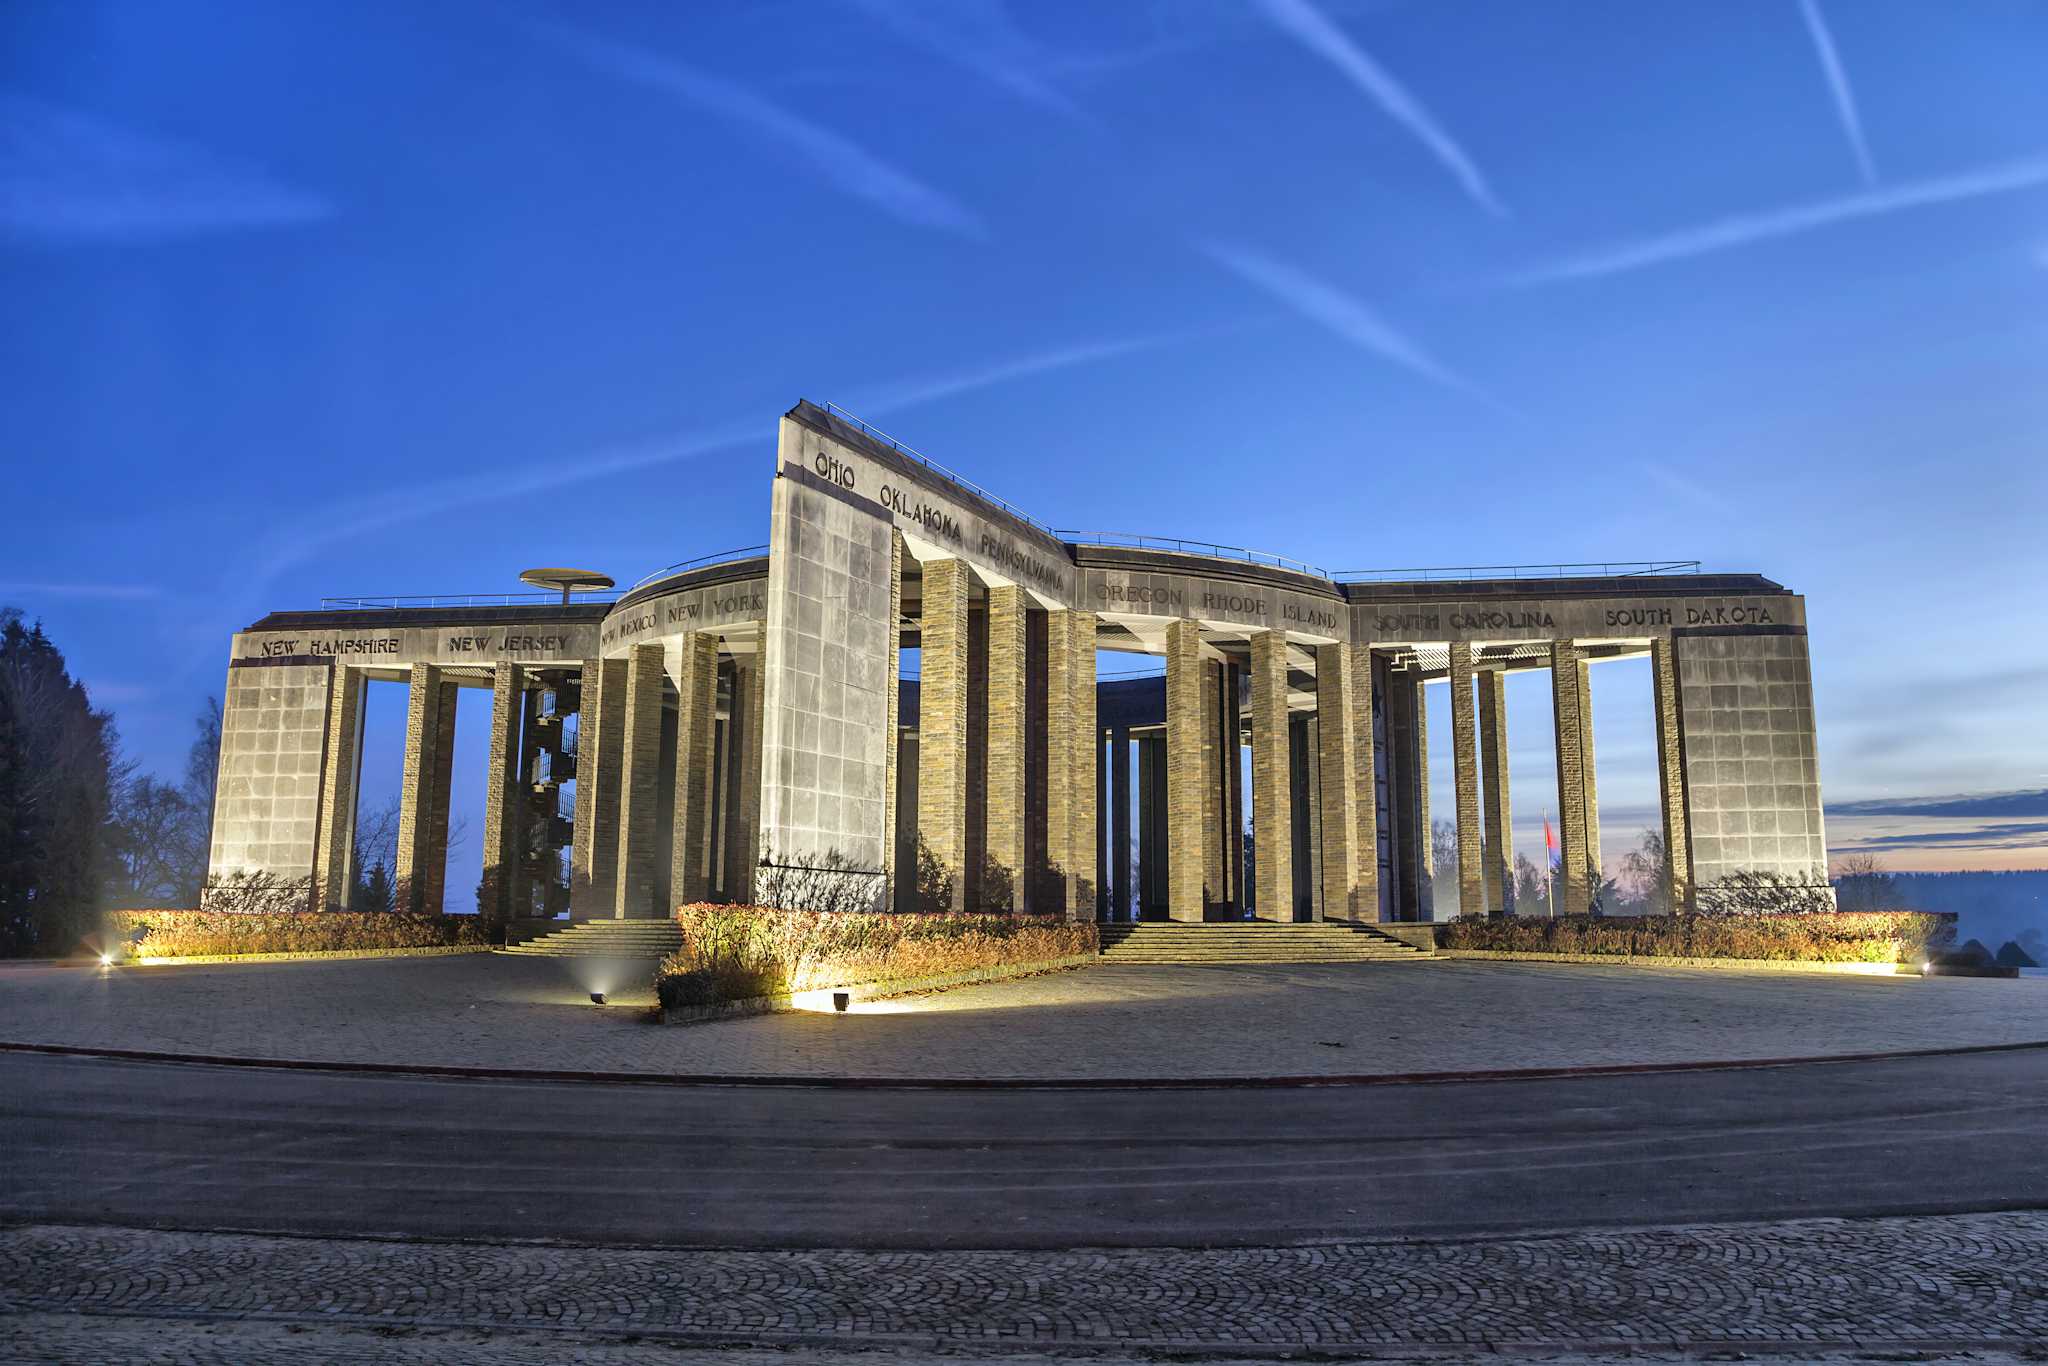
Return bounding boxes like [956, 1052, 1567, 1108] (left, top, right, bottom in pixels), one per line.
[1096, 921, 1431, 964]
[499, 919, 684, 959]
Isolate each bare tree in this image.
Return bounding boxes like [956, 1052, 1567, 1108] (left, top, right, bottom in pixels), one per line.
[1616, 828, 1670, 915]
[1832, 851, 1901, 911]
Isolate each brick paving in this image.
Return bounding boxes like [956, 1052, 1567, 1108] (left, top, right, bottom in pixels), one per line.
[3, 1213, 2047, 1355]
[3, 955, 2046, 1080]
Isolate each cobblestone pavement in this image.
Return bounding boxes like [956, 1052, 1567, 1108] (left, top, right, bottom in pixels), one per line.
[4, 955, 2046, 1080]
[3, 1213, 2048, 1356]
[13, 1318, 2042, 1366]
[5, 1317, 2043, 1366]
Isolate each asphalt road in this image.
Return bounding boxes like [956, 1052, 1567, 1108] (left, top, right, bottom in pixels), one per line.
[5, 1048, 2045, 1249]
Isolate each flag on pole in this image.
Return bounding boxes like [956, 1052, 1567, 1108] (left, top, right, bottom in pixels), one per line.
[1544, 813, 1559, 869]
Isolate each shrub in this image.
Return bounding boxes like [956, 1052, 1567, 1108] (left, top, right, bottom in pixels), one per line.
[656, 904, 1097, 1010]
[107, 908, 485, 959]
[1436, 910, 1955, 964]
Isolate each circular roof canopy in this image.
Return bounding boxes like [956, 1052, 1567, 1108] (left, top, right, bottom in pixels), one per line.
[519, 567, 614, 594]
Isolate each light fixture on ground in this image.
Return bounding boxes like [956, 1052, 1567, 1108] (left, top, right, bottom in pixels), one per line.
[833, 991, 850, 1012]
[589, 991, 607, 1005]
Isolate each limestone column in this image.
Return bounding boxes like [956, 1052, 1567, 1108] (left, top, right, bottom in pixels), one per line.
[720, 653, 765, 904]
[312, 665, 364, 912]
[1550, 641, 1590, 916]
[917, 558, 969, 911]
[611, 645, 665, 918]
[985, 585, 1028, 911]
[1578, 658, 1601, 891]
[394, 662, 451, 915]
[479, 664, 525, 928]
[1110, 723, 1131, 920]
[1449, 644, 1485, 920]
[1347, 643, 1379, 920]
[1249, 631, 1293, 921]
[570, 658, 599, 912]
[1067, 612, 1099, 920]
[966, 603, 989, 910]
[879, 532, 903, 903]
[425, 681, 458, 913]
[1314, 644, 1357, 921]
[1223, 663, 1245, 911]
[1417, 676, 1433, 917]
[1302, 714, 1324, 920]
[1650, 638, 1693, 913]
[671, 633, 719, 907]
[1477, 669, 1512, 916]
[571, 656, 627, 918]
[1201, 659, 1225, 910]
[1164, 619, 1209, 922]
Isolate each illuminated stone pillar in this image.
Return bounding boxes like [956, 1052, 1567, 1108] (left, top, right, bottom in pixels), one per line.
[571, 656, 627, 918]
[721, 653, 765, 904]
[1314, 643, 1358, 921]
[1068, 612, 1099, 920]
[671, 632, 719, 908]
[612, 645, 665, 918]
[1550, 640, 1590, 917]
[1478, 669, 1512, 916]
[312, 665, 364, 913]
[985, 584, 1028, 911]
[1201, 659, 1226, 911]
[879, 531, 903, 903]
[918, 558, 969, 911]
[1043, 608, 1098, 920]
[1650, 638, 1693, 913]
[1249, 630, 1293, 921]
[479, 663, 525, 928]
[395, 662, 454, 915]
[1164, 619, 1208, 922]
[1578, 658, 1601, 890]
[1449, 643, 1485, 919]
[1223, 662, 1245, 911]
[1347, 643, 1379, 920]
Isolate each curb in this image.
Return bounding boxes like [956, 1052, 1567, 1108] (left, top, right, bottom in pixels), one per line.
[661, 955, 1098, 1024]
[114, 945, 493, 967]
[1436, 949, 1911, 974]
[4, 1034, 2045, 1092]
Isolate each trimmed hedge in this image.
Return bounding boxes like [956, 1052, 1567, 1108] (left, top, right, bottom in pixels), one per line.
[107, 909, 486, 960]
[657, 904, 1098, 1010]
[1436, 911, 1955, 964]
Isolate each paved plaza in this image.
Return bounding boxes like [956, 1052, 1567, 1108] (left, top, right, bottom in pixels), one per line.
[3, 953, 2045, 1079]
[5, 1212, 2048, 1357]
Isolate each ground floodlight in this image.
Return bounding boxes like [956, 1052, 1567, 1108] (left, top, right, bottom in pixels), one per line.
[590, 991, 607, 1005]
[833, 991, 850, 1013]
[99, 952, 113, 966]
[1920, 961, 1931, 976]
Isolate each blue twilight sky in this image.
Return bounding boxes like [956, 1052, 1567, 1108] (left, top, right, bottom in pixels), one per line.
[4, 0, 2047, 897]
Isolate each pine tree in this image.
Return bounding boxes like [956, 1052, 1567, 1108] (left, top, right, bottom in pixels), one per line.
[0, 610, 119, 956]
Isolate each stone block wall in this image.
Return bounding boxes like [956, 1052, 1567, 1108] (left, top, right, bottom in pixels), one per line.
[759, 473, 896, 903]
[207, 661, 331, 900]
[1675, 632, 1828, 887]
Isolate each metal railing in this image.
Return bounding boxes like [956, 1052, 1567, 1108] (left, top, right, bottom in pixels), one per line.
[1334, 560, 1702, 584]
[1058, 531, 1329, 579]
[316, 590, 620, 610]
[629, 545, 770, 591]
[820, 401, 1054, 535]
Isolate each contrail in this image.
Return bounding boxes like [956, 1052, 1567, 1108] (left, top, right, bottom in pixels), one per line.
[237, 330, 1207, 593]
[1509, 156, 2048, 284]
[540, 23, 985, 238]
[1249, 0, 1505, 217]
[1200, 240, 1505, 409]
[0, 92, 331, 242]
[1797, 0, 1876, 184]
